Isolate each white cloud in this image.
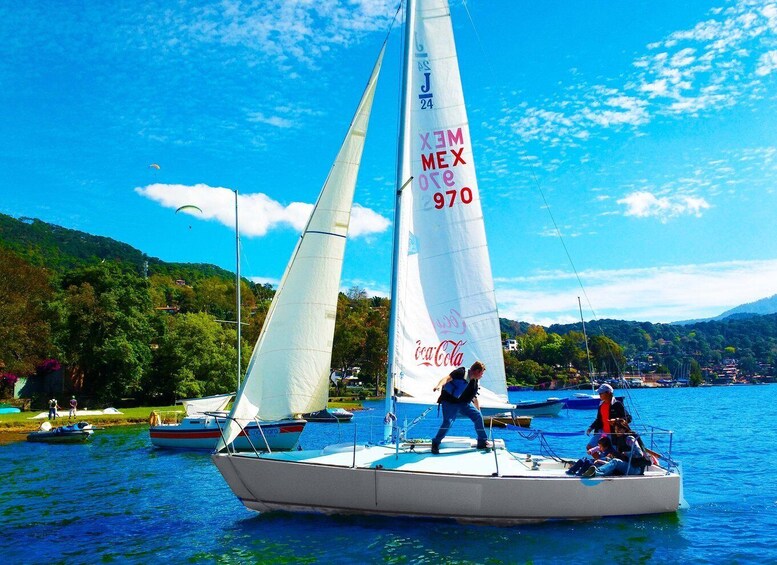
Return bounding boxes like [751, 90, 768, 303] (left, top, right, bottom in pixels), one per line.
[617, 191, 710, 221]
[350, 203, 391, 237]
[249, 276, 280, 287]
[502, 0, 777, 150]
[247, 112, 295, 128]
[495, 259, 777, 324]
[184, 0, 397, 67]
[755, 50, 777, 75]
[135, 182, 389, 238]
[582, 95, 649, 127]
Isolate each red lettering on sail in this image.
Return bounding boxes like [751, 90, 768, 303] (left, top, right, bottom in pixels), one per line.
[418, 128, 468, 171]
[451, 147, 466, 166]
[421, 153, 436, 171]
[414, 339, 466, 367]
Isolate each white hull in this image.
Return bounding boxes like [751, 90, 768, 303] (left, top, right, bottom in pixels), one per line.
[150, 417, 305, 451]
[511, 400, 564, 417]
[212, 438, 681, 523]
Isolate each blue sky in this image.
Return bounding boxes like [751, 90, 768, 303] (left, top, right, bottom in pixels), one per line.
[2, 0, 777, 325]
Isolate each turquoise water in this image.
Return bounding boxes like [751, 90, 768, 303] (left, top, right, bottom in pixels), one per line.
[2, 385, 776, 564]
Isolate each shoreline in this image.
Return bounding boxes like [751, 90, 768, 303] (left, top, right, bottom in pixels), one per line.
[0, 399, 366, 439]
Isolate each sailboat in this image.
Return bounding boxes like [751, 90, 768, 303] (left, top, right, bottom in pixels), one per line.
[149, 192, 306, 452]
[149, 393, 304, 450]
[212, 0, 682, 523]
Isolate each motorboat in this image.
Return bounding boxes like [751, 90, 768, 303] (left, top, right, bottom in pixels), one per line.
[561, 393, 625, 410]
[27, 421, 94, 443]
[561, 393, 601, 410]
[512, 398, 564, 417]
[301, 408, 354, 423]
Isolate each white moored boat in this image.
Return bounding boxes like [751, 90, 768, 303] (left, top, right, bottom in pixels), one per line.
[212, 0, 683, 524]
[149, 394, 304, 451]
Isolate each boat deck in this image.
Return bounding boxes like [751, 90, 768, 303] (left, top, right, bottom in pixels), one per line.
[233, 437, 669, 480]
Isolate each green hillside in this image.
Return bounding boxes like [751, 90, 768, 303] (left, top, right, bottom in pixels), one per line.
[0, 212, 235, 282]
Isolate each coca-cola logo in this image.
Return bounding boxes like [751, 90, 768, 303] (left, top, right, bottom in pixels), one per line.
[432, 308, 467, 336]
[415, 339, 466, 367]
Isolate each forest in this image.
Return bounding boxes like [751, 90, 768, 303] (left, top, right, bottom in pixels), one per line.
[1, 213, 775, 405]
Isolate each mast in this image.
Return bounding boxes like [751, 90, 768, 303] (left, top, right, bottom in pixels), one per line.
[234, 189, 242, 391]
[384, 0, 416, 442]
[578, 296, 594, 393]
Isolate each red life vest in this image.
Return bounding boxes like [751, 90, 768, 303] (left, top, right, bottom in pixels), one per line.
[601, 402, 611, 434]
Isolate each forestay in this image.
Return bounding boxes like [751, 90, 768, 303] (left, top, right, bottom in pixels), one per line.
[218, 47, 386, 449]
[390, 0, 509, 408]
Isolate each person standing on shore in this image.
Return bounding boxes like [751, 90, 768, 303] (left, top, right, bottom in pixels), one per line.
[430, 361, 489, 454]
[48, 398, 59, 420]
[69, 396, 77, 419]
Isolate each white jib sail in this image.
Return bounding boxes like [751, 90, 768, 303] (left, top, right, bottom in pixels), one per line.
[392, 0, 509, 408]
[219, 47, 385, 449]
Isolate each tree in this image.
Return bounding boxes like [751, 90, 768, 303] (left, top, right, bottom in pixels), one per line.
[331, 293, 367, 394]
[512, 360, 543, 384]
[538, 333, 565, 366]
[588, 335, 626, 376]
[193, 277, 233, 318]
[0, 248, 55, 376]
[361, 300, 389, 395]
[689, 359, 703, 387]
[144, 312, 238, 402]
[52, 264, 153, 402]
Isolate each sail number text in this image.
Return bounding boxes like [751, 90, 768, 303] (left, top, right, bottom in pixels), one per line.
[417, 127, 473, 209]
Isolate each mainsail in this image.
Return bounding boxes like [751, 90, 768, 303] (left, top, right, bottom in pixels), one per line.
[389, 0, 509, 408]
[218, 47, 385, 449]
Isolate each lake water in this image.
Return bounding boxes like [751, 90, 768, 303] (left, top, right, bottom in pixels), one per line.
[2, 385, 776, 564]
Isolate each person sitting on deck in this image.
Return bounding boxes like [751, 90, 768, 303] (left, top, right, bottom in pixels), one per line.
[583, 434, 651, 477]
[566, 435, 618, 476]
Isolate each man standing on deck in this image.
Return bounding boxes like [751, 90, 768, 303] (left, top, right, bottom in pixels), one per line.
[586, 383, 630, 448]
[69, 396, 77, 419]
[430, 361, 489, 454]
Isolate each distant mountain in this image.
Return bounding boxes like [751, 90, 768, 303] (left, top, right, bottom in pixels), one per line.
[500, 318, 531, 337]
[673, 293, 777, 325]
[0, 212, 236, 282]
[717, 294, 777, 318]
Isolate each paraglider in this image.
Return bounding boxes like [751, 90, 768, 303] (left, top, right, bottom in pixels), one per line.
[148, 163, 161, 170]
[175, 204, 203, 214]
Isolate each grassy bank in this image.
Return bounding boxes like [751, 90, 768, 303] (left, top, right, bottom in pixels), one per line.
[0, 405, 179, 433]
[0, 400, 365, 434]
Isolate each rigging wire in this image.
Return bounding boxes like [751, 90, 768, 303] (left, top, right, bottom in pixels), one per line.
[458, 0, 645, 418]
